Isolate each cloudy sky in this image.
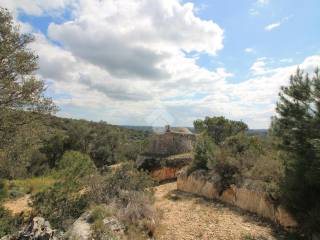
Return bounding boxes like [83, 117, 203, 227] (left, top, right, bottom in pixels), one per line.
[1, 0, 320, 128]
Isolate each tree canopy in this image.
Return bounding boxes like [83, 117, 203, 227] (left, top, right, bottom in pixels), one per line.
[0, 8, 56, 146]
[194, 116, 248, 144]
[272, 68, 320, 234]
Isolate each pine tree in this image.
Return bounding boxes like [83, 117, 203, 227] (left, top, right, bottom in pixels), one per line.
[273, 68, 320, 234]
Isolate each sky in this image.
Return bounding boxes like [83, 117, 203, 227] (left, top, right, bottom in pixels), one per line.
[1, 0, 320, 128]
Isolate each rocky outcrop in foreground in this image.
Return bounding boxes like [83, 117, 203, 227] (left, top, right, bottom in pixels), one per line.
[177, 169, 298, 229]
[1, 217, 62, 240]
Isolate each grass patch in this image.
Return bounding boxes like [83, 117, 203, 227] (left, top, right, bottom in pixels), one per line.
[3, 176, 55, 199]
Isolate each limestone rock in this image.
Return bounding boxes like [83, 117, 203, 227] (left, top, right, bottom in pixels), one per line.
[1, 217, 61, 240]
[66, 212, 92, 240]
[177, 169, 298, 229]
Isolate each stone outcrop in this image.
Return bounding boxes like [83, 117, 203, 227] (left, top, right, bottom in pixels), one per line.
[177, 169, 298, 229]
[66, 212, 92, 240]
[1, 217, 62, 240]
[66, 211, 125, 240]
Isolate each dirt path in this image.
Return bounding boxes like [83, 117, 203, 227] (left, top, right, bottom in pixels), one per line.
[3, 194, 32, 215]
[153, 182, 285, 240]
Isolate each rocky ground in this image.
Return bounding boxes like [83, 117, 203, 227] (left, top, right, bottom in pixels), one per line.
[153, 182, 287, 240]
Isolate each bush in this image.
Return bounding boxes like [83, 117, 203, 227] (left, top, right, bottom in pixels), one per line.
[190, 135, 215, 171]
[90, 162, 154, 202]
[57, 151, 96, 181]
[0, 180, 7, 201]
[0, 207, 19, 238]
[87, 162, 156, 238]
[32, 151, 96, 229]
[32, 181, 89, 230]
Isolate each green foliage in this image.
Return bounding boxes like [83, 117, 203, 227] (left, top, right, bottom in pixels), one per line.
[4, 177, 55, 199]
[194, 116, 248, 144]
[191, 134, 215, 171]
[191, 117, 284, 196]
[32, 151, 96, 229]
[102, 162, 154, 200]
[0, 8, 56, 145]
[0, 8, 56, 179]
[32, 181, 89, 230]
[272, 68, 320, 234]
[0, 207, 17, 238]
[86, 162, 156, 238]
[41, 117, 149, 169]
[57, 151, 96, 182]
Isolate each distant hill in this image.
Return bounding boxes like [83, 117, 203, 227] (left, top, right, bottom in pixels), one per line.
[121, 125, 267, 136]
[247, 129, 268, 136]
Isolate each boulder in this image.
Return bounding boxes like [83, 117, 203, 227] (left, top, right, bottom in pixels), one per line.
[66, 212, 92, 240]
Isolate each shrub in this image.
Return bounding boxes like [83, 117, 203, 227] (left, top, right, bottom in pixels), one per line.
[190, 135, 215, 171]
[0, 180, 8, 201]
[117, 191, 156, 237]
[57, 151, 96, 181]
[32, 151, 96, 230]
[32, 181, 89, 230]
[87, 162, 156, 238]
[0, 207, 20, 238]
[100, 162, 154, 201]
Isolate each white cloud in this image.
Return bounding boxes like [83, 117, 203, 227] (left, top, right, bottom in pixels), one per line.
[244, 48, 255, 53]
[250, 57, 268, 75]
[265, 22, 281, 31]
[265, 16, 290, 31]
[257, 0, 269, 5]
[0, 0, 75, 16]
[280, 58, 293, 63]
[5, 0, 320, 129]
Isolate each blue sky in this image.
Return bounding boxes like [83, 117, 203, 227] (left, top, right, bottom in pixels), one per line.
[2, 0, 320, 128]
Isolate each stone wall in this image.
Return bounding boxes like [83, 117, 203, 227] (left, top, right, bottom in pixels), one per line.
[147, 132, 196, 156]
[177, 169, 298, 229]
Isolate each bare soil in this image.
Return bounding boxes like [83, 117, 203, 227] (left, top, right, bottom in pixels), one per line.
[153, 182, 287, 240]
[3, 194, 31, 215]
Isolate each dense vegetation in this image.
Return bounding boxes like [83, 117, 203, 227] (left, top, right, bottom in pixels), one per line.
[191, 70, 320, 237]
[272, 68, 320, 235]
[191, 117, 283, 197]
[0, 7, 319, 239]
[0, 8, 154, 239]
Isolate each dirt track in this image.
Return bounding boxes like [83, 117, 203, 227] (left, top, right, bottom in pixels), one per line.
[153, 182, 286, 240]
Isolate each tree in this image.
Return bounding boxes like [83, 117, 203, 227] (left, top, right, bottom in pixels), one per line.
[193, 116, 248, 144]
[0, 8, 56, 147]
[273, 68, 320, 234]
[191, 135, 214, 170]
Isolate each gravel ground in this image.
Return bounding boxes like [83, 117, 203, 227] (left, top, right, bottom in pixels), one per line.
[153, 182, 287, 240]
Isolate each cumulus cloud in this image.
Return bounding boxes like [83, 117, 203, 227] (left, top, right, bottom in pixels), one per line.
[46, 0, 223, 81]
[5, 0, 320, 128]
[0, 0, 74, 16]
